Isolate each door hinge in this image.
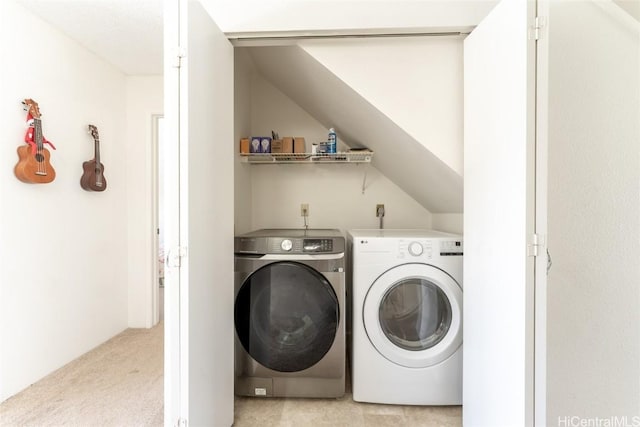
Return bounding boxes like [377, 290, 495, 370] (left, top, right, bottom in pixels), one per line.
[176, 418, 187, 427]
[166, 246, 188, 268]
[530, 16, 546, 41]
[528, 234, 544, 257]
[172, 47, 187, 68]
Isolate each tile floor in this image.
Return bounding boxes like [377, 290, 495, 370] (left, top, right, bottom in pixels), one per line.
[233, 393, 462, 426]
[233, 353, 462, 426]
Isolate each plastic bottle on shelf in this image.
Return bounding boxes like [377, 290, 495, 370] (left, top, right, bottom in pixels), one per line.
[327, 128, 337, 154]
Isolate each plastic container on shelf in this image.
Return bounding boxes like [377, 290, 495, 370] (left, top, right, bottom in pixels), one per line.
[327, 128, 337, 154]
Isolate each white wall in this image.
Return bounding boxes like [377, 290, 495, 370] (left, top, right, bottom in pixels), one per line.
[0, 1, 129, 402]
[248, 44, 463, 213]
[125, 76, 163, 328]
[545, 1, 640, 422]
[243, 73, 434, 232]
[250, 164, 434, 231]
[234, 49, 254, 235]
[202, 0, 498, 33]
[432, 214, 463, 235]
[300, 37, 464, 175]
[613, 0, 640, 21]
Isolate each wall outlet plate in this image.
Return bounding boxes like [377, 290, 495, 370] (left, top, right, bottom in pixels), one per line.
[301, 203, 309, 217]
[376, 204, 385, 217]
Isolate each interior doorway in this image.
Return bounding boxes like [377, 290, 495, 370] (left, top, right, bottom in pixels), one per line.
[153, 114, 165, 323]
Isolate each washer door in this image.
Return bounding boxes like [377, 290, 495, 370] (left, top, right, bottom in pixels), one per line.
[363, 263, 462, 368]
[235, 261, 339, 372]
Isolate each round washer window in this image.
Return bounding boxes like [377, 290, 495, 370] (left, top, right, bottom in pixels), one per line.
[379, 278, 452, 351]
[235, 261, 339, 372]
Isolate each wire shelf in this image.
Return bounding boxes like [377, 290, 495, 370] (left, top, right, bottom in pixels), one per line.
[240, 151, 373, 164]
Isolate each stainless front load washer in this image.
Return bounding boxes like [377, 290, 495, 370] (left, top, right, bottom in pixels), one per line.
[234, 228, 346, 398]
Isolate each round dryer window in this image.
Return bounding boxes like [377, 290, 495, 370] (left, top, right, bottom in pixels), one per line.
[379, 278, 452, 351]
[234, 261, 339, 373]
[364, 263, 462, 368]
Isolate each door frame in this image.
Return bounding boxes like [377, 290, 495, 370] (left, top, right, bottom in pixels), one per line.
[163, 1, 182, 424]
[534, 1, 549, 425]
[151, 113, 164, 326]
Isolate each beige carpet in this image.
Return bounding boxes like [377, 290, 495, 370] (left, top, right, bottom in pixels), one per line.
[1, 319, 461, 427]
[0, 323, 164, 427]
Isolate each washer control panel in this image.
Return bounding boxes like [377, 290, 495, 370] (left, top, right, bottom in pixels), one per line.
[266, 237, 344, 254]
[235, 230, 345, 255]
[302, 238, 334, 253]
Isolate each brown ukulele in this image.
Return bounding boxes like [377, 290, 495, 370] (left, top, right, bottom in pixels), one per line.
[15, 99, 56, 184]
[81, 124, 107, 191]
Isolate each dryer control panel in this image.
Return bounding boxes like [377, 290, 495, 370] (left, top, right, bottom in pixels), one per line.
[398, 239, 431, 260]
[440, 240, 463, 256]
[396, 239, 463, 259]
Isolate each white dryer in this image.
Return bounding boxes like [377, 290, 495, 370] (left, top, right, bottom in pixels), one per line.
[348, 229, 463, 405]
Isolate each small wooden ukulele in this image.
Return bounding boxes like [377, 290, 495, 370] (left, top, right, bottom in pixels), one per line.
[15, 99, 56, 184]
[81, 124, 107, 191]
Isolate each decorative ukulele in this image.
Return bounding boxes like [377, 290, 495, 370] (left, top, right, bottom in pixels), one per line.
[80, 124, 107, 192]
[14, 99, 56, 184]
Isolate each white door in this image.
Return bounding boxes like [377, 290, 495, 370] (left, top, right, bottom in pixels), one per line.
[463, 0, 538, 425]
[164, 0, 235, 425]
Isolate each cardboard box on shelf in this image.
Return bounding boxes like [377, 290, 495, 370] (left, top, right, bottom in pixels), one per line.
[282, 137, 294, 153]
[271, 139, 284, 153]
[240, 138, 250, 154]
[293, 137, 305, 153]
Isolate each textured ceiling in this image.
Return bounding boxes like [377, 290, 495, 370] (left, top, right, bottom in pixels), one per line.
[16, 0, 163, 75]
[14, 0, 497, 76]
[15, 0, 640, 77]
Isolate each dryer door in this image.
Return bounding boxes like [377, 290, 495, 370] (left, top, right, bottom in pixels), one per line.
[363, 263, 462, 368]
[235, 261, 339, 373]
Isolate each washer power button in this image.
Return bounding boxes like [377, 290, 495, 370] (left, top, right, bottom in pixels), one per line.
[281, 239, 293, 251]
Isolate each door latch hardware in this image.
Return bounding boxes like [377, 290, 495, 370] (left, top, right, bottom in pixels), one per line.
[166, 246, 187, 268]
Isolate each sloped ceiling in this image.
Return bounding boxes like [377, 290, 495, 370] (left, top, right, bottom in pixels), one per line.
[247, 46, 463, 213]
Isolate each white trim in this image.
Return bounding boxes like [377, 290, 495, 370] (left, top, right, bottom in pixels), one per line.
[534, 2, 549, 426]
[226, 27, 472, 46]
[163, 0, 182, 423]
[151, 114, 164, 326]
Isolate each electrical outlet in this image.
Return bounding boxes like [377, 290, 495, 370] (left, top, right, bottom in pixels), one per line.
[301, 203, 309, 217]
[376, 204, 385, 217]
